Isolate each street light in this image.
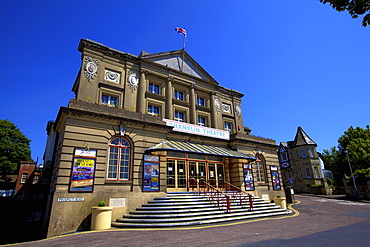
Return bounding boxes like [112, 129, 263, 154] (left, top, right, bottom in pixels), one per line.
[344, 149, 359, 199]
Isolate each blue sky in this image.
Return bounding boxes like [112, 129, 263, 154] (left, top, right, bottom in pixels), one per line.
[1, 1, 369, 162]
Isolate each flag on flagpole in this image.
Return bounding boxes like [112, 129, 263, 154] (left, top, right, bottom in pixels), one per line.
[175, 27, 187, 37]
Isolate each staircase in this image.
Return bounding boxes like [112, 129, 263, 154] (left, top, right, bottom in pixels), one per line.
[112, 192, 292, 228]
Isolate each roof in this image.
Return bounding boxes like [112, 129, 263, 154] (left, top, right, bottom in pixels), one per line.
[292, 126, 317, 147]
[147, 140, 256, 160]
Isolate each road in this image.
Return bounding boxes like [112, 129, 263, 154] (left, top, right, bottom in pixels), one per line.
[7, 195, 370, 247]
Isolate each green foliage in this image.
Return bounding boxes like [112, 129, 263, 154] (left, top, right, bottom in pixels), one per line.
[320, 0, 370, 27]
[0, 120, 32, 185]
[98, 201, 106, 207]
[307, 183, 323, 188]
[325, 177, 336, 188]
[351, 167, 370, 185]
[322, 125, 370, 186]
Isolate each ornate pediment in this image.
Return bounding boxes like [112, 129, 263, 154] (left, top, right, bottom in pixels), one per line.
[141, 50, 218, 85]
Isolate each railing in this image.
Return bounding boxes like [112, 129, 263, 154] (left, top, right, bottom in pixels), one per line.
[188, 179, 253, 213]
[200, 182, 231, 213]
[223, 181, 254, 211]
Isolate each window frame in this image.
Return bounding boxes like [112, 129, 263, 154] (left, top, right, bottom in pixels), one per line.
[106, 136, 132, 181]
[196, 96, 206, 107]
[224, 121, 233, 133]
[255, 155, 267, 183]
[148, 83, 160, 94]
[174, 90, 184, 101]
[197, 115, 207, 126]
[101, 94, 118, 107]
[174, 111, 185, 122]
[148, 104, 160, 116]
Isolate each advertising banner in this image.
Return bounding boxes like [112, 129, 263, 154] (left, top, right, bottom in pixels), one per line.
[271, 166, 281, 190]
[143, 155, 160, 192]
[70, 149, 96, 192]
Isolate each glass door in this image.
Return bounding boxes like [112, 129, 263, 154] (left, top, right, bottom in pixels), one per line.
[166, 159, 187, 192]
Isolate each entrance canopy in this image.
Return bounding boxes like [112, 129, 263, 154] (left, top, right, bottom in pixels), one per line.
[147, 140, 256, 160]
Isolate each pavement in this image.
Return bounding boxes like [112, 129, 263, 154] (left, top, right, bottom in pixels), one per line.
[3, 194, 370, 247]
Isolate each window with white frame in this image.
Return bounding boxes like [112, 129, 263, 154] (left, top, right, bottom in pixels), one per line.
[148, 105, 160, 116]
[102, 94, 118, 107]
[21, 173, 28, 183]
[314, 166, 320, 178]
[255, 155, 266, 183]
[308, 148, 315, 157]
[224, 122, 233, 133]
[198, 116, 206, 126]
[197, 96, 205, 106]
[175, 111, 185, 122]
[148, 83, 160, 94]
[174, 90, 184, 101]
[298, 168, 303, 179]
[107, 137, 131, 181]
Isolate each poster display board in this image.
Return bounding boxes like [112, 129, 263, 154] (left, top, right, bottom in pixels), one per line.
[69, 149, 96, 192]
[271, 166, 281, 190]
[243, 164, 255, 191]
[143, 155, 160, 192]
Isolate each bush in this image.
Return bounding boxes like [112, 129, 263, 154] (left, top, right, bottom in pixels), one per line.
[307, 183, 322, 188]
[98, 201, 106, 207]
[351, 168, 370, 186]
[325, 177, 336, 189]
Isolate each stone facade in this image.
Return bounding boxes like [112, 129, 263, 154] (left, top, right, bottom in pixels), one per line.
[43, 39, 285, 237]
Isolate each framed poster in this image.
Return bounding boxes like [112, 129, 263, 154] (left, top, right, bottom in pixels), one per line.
[271, 166, 281, 190]
[143, 155, 160, 192]
[243, 164, 255, 191]
[69, 149, 97, 192]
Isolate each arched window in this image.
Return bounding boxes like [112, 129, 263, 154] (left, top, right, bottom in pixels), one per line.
[107, 136, 131, 181]
[255, 154, 266, 183]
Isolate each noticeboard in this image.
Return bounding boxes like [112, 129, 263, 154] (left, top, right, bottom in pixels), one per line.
[69, 149, 97, 192]
[271, 166, 281, 190]
[143, 155, 160, 192]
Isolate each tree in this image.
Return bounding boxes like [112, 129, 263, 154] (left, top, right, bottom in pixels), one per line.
[322, 125, 370, 185]
[0, 119, 32, 187]
[319, 0, 370, 27]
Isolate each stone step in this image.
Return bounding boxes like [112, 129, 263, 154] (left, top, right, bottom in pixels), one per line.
[112, 209, 291, 228]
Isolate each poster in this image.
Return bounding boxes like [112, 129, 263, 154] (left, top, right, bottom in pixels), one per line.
[243, 165, 255, 191]
[143, 155, 160, 192]
[271, 166, 281, 190]
[70, 149, 96, 192]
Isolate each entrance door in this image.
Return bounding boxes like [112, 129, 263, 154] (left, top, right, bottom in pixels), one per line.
[167, 160, 187, 192]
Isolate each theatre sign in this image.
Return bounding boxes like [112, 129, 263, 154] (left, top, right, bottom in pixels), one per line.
[163, 119, 230, 140]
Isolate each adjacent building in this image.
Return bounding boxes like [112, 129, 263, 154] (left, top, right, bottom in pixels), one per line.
[277, 127, 331, 195]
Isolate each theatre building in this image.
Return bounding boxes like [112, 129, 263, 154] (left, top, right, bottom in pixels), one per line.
[43, 39, 285, 237]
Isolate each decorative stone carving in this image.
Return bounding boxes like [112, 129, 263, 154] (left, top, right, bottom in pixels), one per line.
[214, 97, 221, 113]
[105, 69, 120, 83]
[84, 56, 100, 82]
[127, 70, 139, 93]
[222, 103, 231, 113]
[235, 103, 242, 118]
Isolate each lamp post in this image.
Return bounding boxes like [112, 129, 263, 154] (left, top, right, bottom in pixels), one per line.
[344, 149, 359, 199]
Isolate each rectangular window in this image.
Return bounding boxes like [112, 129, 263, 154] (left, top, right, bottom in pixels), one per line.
[314, 166, 320, 178]
[301, 149, 307, 158]
[295, 150, 299, 159]
[148, 83, 160, 94]
[102, 94, 118, 107]
[174, 111, 185, 122]
[197, 97, 205, 106]
[174, 90, 184, 101]
[298, 168, 303, 179]
[148, 105, 160, 115]
[32, 175, 39, 184]
[198, 116, 206, 126]
[280, 153, 288, 161]
[308, 148, 315, 157]
[224, 122, 233, 133]
[21, 173, 28, 183]
[305, 167, 311, 178]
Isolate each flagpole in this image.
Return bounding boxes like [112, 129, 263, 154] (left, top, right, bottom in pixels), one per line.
[181, 34, 186, 71]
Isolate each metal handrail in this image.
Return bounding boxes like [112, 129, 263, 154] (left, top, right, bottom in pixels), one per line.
[201, 182, 231, 213]
[223, 181, 254, 211]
